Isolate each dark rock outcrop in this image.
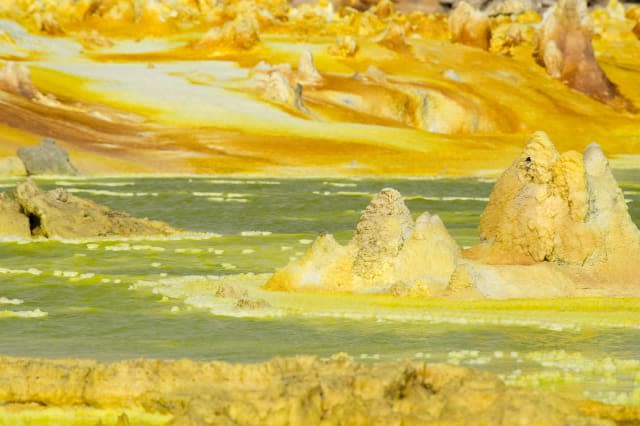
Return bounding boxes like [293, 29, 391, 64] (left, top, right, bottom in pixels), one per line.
[17, 139, 79, 176]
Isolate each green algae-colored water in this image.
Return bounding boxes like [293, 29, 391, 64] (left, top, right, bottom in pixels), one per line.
[1, 176, 640, 406]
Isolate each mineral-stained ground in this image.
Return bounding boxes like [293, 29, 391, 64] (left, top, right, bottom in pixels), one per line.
[0, 0, 638, 176]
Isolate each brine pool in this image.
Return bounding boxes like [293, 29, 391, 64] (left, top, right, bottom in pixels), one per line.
[1, 175, 640, 406]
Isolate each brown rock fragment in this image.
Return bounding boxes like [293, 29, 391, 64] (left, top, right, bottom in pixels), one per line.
[0, 62, 41, 100]
[535, 0, 623, 104]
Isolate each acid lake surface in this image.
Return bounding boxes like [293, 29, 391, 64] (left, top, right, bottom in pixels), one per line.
[1, 176, 639, 406]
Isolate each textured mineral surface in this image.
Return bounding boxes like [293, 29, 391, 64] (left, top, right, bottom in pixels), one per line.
[1, 355, 638, 425]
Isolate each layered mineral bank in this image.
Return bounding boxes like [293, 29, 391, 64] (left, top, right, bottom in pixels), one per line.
[265, 131, 640, 299]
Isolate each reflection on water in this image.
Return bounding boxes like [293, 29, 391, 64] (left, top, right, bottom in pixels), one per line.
[0, 176, 639, 406]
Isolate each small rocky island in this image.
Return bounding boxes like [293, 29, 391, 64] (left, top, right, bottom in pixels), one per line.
[265, 131, 640, 299]
[0, 180, 175, 239]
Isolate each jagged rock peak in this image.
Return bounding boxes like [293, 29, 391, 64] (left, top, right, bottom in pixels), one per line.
[536, 0, 629, 107]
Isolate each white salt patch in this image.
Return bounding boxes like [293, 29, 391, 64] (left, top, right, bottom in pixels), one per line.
[66, 189, 135, 197]
[0, 297, 23, 305]
[193, 192, 223, 197]
[298, 239, 313, 244]
[207, 179, 280, 185]
[132, 245, 165, 252]
[66, 188, 156, 197]
[242, 249, 255, 254]
[323, 182, 357, 188]
[174, 248, 204, 254]
[0, 308, 47, 318]
[443, 69, 462, 81]
[0, 267, 42, 275]
[105, 243, 131, 252]
[56, 181, 135, 187]
[241, 231, 272, 236]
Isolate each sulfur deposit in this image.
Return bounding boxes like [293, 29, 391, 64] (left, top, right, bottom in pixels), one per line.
[458, 131, 640, 298]
[0, 179, 176, 238]
[0, 354, 635, 425]
[265, 188, 460, 294]
[266, 131, 640, 299]
[469, 131, 640, 268]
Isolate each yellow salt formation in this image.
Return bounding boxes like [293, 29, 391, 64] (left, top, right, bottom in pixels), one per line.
[468, 131, 640, 269]
[265, 188, 460, 293]
[448, 1, 491, 49]
[458, 132, 640, 299]
[0, 354, 635, 425]
[266, 132, 640, 299]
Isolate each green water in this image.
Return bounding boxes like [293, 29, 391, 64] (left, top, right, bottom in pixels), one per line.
[1, 176, 639, 405]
